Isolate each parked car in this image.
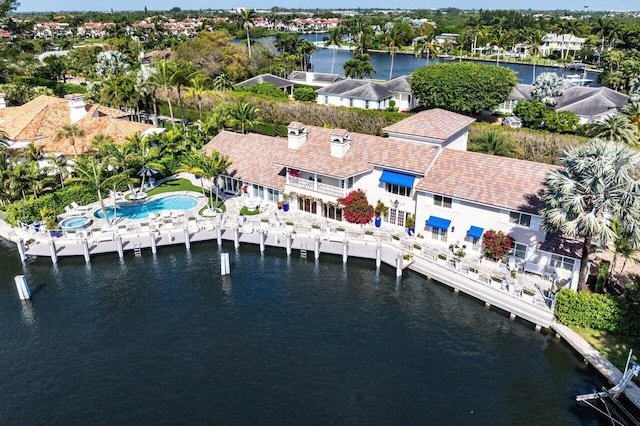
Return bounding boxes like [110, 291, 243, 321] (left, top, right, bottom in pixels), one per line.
[502, 116, 523, 128]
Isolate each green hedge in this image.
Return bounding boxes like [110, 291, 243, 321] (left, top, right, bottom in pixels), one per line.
[12, 76, 86, 97]
[4, 185, 98, 226]
[554, 288, 640, 336]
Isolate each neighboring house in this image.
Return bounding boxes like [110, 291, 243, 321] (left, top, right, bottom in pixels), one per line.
[287, 71, 345, 88]
[203, 108, 582, 289]
[0, 94, 161, 161]
[315, 76, 416, 112]
[497, 82, 630, 124]
[541, 33, 585, 59]
[235, 74, 294, 95]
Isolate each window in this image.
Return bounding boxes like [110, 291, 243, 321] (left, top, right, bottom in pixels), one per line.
[431, 227, 448, 242]
[471, 237, 480, 250]
[385, 183, 411, 197]
[349, 99, 353, 107]
[221, 176, 241, 194]
[267, 188, 279, 203]
[365, 100, 369, 109]
[340, 177, 354, 189]
[550, 254, 576, 271]
[509, 211, 532, 228]
[512, 242, 528, 259]
[324, 96, 328, 104]
[433, 195, 452, 208]
[253, 185, 264, 200]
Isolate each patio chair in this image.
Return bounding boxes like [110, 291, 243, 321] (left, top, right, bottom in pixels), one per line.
[71, 201, 92, 212]
[64, 205, 74, 214]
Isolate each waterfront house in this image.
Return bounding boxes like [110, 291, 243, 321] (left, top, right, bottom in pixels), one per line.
[497, 83, 630, 124]
[0, 93, 161, 164]
[287, 71, 345, 88]
[315, 75, 416, 112]
[541, 33, 585, 59]
[203, 107, 581, 289]
[235, 74, 295, 96]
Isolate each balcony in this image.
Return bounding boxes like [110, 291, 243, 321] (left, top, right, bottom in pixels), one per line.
[288, 177, 345, 198]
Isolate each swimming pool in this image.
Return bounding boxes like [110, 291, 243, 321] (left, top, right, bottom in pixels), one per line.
[60, 216, 93, 230]
[94, 195, 199, 220]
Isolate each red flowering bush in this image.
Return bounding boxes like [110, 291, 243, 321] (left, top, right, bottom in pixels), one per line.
[338, 189, 374, 225]
[482, 230, 514, 261]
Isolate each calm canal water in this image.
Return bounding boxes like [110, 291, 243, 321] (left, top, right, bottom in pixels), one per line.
[256, 33, 601, 85]
[0, 237, 606, 424]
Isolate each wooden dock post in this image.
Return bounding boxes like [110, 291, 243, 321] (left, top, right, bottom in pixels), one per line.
[259, 229, 265, 253]
[82, 238, 90, 263]
[233, 226, 240, 249]
[314, 236, 320, 259]
[184, 228, 191, 250]
[396, 253, 403, 277]
[116, 235, 124, 259]
[217, 226, 222, 246]
[342, 239, 348, 264]
[16, 239, 27, 262]
[285, 233, 292, 256]
[149, 232, 157, 254]
[375, 242, 381, 268]
[49, 240, 58, 264]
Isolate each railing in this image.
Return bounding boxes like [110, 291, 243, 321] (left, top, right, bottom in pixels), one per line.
[288, 177, 345, 198]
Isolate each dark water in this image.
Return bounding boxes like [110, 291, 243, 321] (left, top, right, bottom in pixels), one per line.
[0, 237, 606, 424]
[255, 33, 601, 85]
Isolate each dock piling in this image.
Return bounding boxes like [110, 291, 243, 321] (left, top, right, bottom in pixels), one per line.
[82, 238, 90, 263]
[314, 236, 320, 259]
[14, 275, 31, 300]
[396, 253, 403, 277]
[184, 228, 191, 250]
[217, 226, 222, 246]
[49, 240, 58, 264]
[149, 232, 157, 254]
[116, 235, 124, 259]
[233, 226, 240, 249]
[16, 239, 26, 262]
[220, 253, 230, 275]
[259, 229, 265, 253]
[342, 239, 348, 264]
[375, 242, 381, 268]
[285, 233, 292, 256]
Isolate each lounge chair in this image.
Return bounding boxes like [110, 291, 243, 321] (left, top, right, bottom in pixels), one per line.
[64, 205, 74, 213]
[71, 201, 92, 212]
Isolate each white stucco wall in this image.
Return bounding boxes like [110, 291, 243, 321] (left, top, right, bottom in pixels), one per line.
[316, 94, 392, 110]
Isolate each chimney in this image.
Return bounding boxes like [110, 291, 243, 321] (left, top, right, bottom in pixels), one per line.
[330, 129, 351, 158]
[287, 122, 307, 150]
[65, 93, 87, 123]
[0, 93, 6, 109]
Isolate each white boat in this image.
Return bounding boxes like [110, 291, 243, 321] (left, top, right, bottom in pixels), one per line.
[564, 73, 593, 86]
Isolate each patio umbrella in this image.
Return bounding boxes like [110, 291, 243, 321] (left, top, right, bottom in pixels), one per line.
[137, 167, 159, 194]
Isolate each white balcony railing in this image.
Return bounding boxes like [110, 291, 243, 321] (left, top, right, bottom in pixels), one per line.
[288, 177, 345, 197]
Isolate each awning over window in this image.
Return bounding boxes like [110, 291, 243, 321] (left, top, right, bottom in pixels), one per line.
[379, 170, 415, 188]
[426, 216, 451, 230]
[467, 226, 484, 239]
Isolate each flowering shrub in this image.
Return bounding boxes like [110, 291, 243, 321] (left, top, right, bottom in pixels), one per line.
[337, 189, 374, 225]
[482, 230, 514, 261]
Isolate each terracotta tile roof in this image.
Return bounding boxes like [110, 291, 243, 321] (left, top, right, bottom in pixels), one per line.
[203, 131, 287, 190]
[382, 108, 476, 141]
[415, 149, 557, 213]
[0, 95, 153, 156]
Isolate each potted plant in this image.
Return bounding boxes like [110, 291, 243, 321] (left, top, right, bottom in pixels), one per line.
[285, 221, 294, 232]
[413, 243, 422, 254]
[277, 200, 284, 209]
[522, 287, 536, 303]
[437, 253, 447, 265]
[282, 193, 291, 212]
[374, 200, 388, 228]
[468, 267, 479, 279]
[406, 214, 416, 236]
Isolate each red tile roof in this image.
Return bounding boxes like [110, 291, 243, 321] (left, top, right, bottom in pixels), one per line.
[415, 149, 556, 213]
[382, 108, 476, 141]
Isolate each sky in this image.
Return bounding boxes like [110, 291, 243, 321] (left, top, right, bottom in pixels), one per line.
[14, 0, 640, 13]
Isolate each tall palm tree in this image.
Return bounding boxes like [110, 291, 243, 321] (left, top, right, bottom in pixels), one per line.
[179, 150, 232, 210]
[185, 72, 210, 121]
[384, 26, 405, 80]
[68, 156, 127, 226]
[414, 33, 439, 66]
[55, 124, 86, 157]
[585, 115, 637, 145]
[148, 59, 175, 127]
[540, 139, 640, 291]
[325, 27, 342, 75]
[455, 33, 471, 62]
[238, 8, 256, 59]
[227, 100, 262, 134]
[170, 62, 194, 129]
[46, 153, 68, 189]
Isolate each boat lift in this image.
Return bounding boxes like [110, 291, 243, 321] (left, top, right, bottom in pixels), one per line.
[576, 350, 640, 426]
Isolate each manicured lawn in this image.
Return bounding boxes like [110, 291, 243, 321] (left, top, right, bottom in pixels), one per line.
[573, 326, 640, 380]
[145, 178, 226, 211]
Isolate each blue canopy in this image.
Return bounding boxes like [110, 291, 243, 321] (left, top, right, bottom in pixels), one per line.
[426, 216, 451, 230]
[467, 226, 484, 239]
[379, 170, 415, 188]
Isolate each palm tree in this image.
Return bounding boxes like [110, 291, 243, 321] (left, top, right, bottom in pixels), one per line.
[24, 141, 44, 163]
[46, 153, 68, 189]
[540, 139, 640, 291]
[238, 8, 256, 59]
[585, 115, 637, 145]
[212, 74, 234, 91]
[384, 26, 404, 80]
[227, 100, 262, 134]
[621, 102, 640, 139]
[455, 33, 471, 61]
[607, 219, 639, 284]
[148, 59, 175, 126]
[0, 128, 9, 152]
[468, 129, 516, 157]
[185, 72, 210, 121]
[68, 156, 127, 226]
[170, 62, 194, 129]
[55, 124, 86, 157]
[414, 33, 439, 65]
[179, 150, 232, 210]
[325, 27, 342, 74]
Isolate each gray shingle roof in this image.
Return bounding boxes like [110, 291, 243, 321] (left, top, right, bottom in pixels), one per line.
[315, 79, 393, 100]
[236, 73, 293, 89]
[383, 75, 411, 93]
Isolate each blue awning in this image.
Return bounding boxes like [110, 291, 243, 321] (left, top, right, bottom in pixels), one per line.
[426, 216, 451, 230]
[379, 170, 415, 188]
[467, 226, 484, 239]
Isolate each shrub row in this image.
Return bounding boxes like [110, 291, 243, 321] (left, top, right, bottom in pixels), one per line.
[554, 288, 640, 336]
[12, 76, 87, 97]
[4, 185, 98, 226]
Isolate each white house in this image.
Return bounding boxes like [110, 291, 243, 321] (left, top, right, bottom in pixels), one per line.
[315, 76, 416, 112]
[541, 33, 586, 59]
[203, 108, 581, 289]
